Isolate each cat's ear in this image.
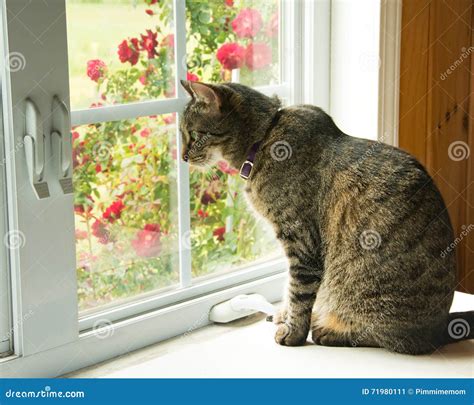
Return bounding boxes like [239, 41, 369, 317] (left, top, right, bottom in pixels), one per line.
[180, 80, 196, 98]
[189, 82, 222, 111]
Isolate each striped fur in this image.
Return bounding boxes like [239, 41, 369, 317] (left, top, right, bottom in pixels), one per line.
[180, 82, 468, 354]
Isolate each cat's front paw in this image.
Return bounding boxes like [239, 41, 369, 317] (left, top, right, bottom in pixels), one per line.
[274, 323, 307, 346]
[271, 307, 288, 324]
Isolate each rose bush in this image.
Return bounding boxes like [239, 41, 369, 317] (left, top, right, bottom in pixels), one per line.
[74, 0, 280, 310]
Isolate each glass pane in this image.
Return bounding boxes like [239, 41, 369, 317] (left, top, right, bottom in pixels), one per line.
[185, 0, 282, 278]
[185, 0, 280, 86]
[73, 114, 179, 312]
[66, 0, 175, 110]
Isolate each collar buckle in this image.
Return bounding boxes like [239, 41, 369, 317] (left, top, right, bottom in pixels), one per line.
[239, 160, 254, 180]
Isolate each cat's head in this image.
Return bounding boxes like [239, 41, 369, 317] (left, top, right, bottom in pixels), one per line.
[179, 81, 280, 169]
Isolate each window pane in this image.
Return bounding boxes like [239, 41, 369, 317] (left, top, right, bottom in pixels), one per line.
[185, 0, 280, 86]
[73, 114, 179, 312]
[66, 0, 175, 110]
[186, 0, 282, 278]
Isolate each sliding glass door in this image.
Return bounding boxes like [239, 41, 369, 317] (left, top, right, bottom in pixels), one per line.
[0, 0, 329, 376]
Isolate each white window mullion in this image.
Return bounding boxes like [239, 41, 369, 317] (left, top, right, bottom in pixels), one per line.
[174, 0, 192, 288]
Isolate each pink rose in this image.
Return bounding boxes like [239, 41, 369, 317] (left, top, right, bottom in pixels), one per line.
[245, 42, 272, 70]
[132, 224, 162, 257]
[232, 8, 262, 38]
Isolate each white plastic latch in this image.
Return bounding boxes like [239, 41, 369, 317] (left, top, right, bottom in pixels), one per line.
[51, 96, 73, 194]
[24, 98, 49, 199]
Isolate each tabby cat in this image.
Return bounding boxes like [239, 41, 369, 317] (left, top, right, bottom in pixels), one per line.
[179, 80, 473, 354]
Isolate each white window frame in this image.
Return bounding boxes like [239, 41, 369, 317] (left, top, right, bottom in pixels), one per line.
[0, 0, 331, 377]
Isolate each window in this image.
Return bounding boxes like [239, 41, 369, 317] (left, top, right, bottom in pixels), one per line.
[0, 0, 330, 376]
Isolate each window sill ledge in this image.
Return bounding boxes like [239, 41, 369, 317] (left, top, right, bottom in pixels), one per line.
[67, 292, 474, 378]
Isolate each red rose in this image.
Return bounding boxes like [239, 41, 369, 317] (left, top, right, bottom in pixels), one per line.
[213, 226, 226, 242]
[245, 42, 272, 70]
[140, 30, 158, 59]
[102, 200, 125, 223]
[72, 131, 80, 141]
[92, 220, 110, 244]
[266, 12, 279, 38]
[118, 38, 140, 65]
[232, 8, 262, 38]
[86, 59, 107, 82]
[95, 164, 102, 173]
[186, 72, 199, 82]
[197, 209, 209, 219]
[217, 160, 239, 175]
[132, 224, 161, 257]
[145, 9, 154, 15]
[139, 75, 147, 85]
[225, 0, 234, 6]
[216, 43, 245, 70]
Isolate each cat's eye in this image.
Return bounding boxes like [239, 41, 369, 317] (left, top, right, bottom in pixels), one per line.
[190, 130, 199, 141]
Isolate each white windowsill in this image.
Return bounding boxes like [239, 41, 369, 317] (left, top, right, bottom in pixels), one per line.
[67, 292, 474, 378]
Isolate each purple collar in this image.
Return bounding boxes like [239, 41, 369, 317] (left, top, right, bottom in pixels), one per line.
[239, 108, 283, 180]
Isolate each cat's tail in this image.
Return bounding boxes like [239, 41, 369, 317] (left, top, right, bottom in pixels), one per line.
[443, 311, 474, 344]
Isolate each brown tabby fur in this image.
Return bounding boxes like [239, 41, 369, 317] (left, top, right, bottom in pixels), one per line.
[180, 81, 473, 354]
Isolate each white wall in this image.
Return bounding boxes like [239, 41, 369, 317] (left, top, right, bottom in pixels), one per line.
[330, 0, 381, 140]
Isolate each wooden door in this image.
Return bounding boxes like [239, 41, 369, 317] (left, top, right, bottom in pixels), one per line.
[399, 0, 474, 293]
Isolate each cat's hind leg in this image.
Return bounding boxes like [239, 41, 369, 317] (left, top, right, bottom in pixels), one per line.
[311, 312, 380, 348]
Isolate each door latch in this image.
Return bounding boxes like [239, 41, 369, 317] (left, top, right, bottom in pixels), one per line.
[51, 96, 73, 194]
[24, 99, 50, 199]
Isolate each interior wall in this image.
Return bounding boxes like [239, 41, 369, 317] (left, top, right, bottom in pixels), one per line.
[330, 0, 381, 140]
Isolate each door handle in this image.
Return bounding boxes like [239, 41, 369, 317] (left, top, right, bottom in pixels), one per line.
[51, 96, 73, 194]
[24, 99, 50, 199]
